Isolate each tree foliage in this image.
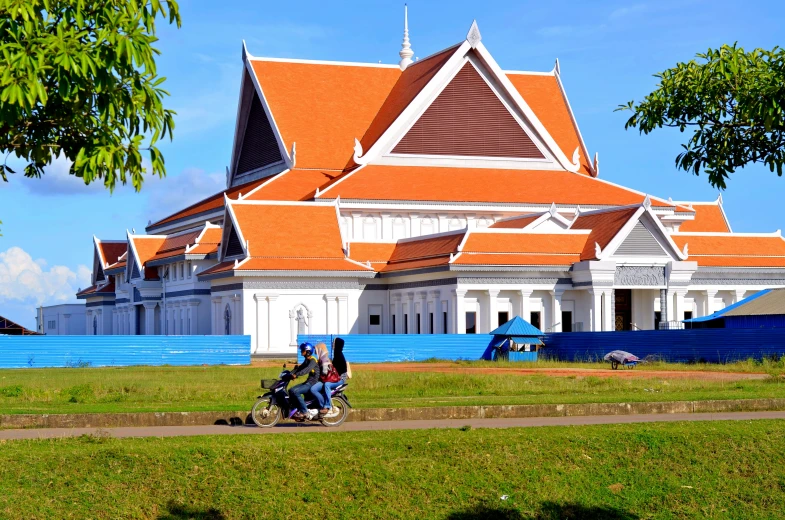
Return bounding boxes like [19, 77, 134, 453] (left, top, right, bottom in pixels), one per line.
[0, 0, 180, 192]
[618, 44, 785, 189]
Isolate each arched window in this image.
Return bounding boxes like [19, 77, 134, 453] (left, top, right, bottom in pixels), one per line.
[477, 216, 491, 228]
[363, 216, 378, 240]
[448, 217, 464, 231]
[224, 304, 232, 335]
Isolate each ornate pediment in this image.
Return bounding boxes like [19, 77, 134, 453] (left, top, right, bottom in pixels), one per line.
[614, 266, 665, 287]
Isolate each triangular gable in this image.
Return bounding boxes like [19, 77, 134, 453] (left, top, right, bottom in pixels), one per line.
[93, 249, 105, 283]
[613, 221, 668, 257]
[233, 71, 285, 178]
[391, 62, 545, 159]
[225, 224, 245, 258]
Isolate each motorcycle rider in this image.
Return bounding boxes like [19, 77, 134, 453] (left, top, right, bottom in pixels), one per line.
[289, 343, 322, 421]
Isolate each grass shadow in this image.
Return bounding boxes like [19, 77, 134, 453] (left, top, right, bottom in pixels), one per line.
[446, 502, 639, 520]
[157, 501, 226, 520]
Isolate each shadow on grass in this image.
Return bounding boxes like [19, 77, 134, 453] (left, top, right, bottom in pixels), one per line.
[446, 501, 639, 520]
[157, 501, 226, 520]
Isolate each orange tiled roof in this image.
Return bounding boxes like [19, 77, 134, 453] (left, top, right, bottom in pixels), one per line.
[570, 207, 639, 260]
[97, 242, 127, 267]
[454, 231, 588, 266]
[321, 165, 675, 208]
[490, 214, 542, 229]
[147, 230, 202, 263]
[383, 233, 464, 272]
[358, 46, 458, 162]
[348, 242, 397, 271]
[506, 73, 592, 176]
[199, 227, 223, 244]
[77, 280, 116, 297]
[201, 257, 368, 276]
[672, 234, 785, 267]
[250, 60, 401, 170]
[130, 236, 167, 270]
[149, 177, 268, 229]
[677, 203, 730, 233]
[244, 169, 342, 201]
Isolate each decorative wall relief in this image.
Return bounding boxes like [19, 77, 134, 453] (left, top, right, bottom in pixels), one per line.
[614, 266, 665, 286]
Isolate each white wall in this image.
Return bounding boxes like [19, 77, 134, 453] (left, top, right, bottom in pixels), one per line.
[39, 304, 87, 335]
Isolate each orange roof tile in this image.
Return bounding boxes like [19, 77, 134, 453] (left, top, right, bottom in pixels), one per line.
[671, 234, 785, 267]
[452, 253, 580, 266]
[251, 60, 401, 170]
[383, 233, 464, 272]
[130, 236, 167, 269]
[146, 230, 201, 263]
[198, 227, 223, 244]
[244, 169, 342, 202]
[149, 177, 267, 229]
[76, 280, 116, 297]
[462, 232, 589, 255]
[187, 243, 219, 255]
[490, 214, 541, 229]
[348, 242, 397, 270]
[324, 165, 672, 208]
[97, 242, 127, 267]
[200, 257, 367, 275]
[506, 73, 592, 176]
[231, 203, 345, 258]
[570, 207, 639, 260]
[358, 46, 458, 160]
[677, 204, 730, 233]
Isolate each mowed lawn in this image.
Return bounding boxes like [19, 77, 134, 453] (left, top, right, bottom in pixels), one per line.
[2, 420, 785, 519]
[1, 362, 785, 414]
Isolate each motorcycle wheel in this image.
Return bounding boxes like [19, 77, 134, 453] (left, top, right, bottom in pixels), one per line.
[320, 396, 349, 427]
[251, 397, 281, 428]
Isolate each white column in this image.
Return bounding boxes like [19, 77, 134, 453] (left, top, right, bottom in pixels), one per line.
[732, 290, 746, 304]
[589, 289, 603, 332]
[406, 292, 415, 334]
[465, 213, 476, 230]
[430, 290, 442, 333]
[392, 294, 402, 334]
[437, 213, 448, 233]
[550, 289, 564, 332]
[324, 294, 339, 334]
[517, 289, 533, 323]
[454, 289, 467, 334]
[351, 212, 362, 240]
[143, 302, 157, 335]
[410, 213, 420, 238]
[705, 289, 718, 316]
[602, 289, 614, 332]
[487, 289, 500, 333]
[231, 295, 242, 335]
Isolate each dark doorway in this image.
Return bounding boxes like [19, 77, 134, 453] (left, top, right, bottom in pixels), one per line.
[530, 311, 541, 330]
[561, 311, 573, 332]
[614, 289, 632, 331]
[466, 311, 477, 334]
[654, 311, 662, 331]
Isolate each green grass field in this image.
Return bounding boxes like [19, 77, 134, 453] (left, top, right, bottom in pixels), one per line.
[1, 420, 784, 519]
[1, 363, 784, 414]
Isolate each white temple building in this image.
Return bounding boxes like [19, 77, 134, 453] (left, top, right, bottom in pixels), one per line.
[77, 14, 785, 354]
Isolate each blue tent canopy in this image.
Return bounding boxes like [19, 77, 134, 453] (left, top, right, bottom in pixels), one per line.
[490, 316, 543, 336]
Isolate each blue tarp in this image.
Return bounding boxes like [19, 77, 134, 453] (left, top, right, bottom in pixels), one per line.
[683, 289, 770, 323]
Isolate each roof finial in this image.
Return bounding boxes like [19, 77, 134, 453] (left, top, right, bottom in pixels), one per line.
[399, 4, 414, 71]
[593, 152, 599, 176]
[642, 194, 652, 210]
[553, 58, 561, 75]
[466, 20, 482, 48]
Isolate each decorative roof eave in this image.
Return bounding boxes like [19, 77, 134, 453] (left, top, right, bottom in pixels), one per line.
[198, 268, 377, 282]
[228, 41, 294, 187]
[145, 252, 216, 268]
[595, 204, 688, 261]
[552, 59, 596, 177]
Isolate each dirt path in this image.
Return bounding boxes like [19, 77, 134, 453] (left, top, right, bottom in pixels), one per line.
[3, 411, 785, 441]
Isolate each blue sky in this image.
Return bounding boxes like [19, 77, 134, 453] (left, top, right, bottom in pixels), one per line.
[1, 0, 784, 328]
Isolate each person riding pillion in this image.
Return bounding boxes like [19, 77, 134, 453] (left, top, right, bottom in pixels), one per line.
[310, 337, 351, 415]
[289, 343, 322, 420]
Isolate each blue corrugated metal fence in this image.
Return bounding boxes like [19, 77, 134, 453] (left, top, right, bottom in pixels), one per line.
[542, 329, 785, 363]
[0, 335, 251, 368]
[300, 329, 785, 364]
[298, 334, 495, 363]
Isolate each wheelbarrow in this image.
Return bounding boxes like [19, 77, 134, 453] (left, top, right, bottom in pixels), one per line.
[603, 350, 640, 370]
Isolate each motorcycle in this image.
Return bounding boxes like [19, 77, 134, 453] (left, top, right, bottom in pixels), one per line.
[251, 365, 351, 428]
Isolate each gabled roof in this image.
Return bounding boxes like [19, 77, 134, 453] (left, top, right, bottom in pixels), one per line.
[348, 242, 398, 271]
[200, 201, 373, 277]
[490, 315, 543, 336]
[127, 235, 167, 279]
[490, 213, 542, 229]
[570, 207, 639, 260]
[248, 58, 401, 170]
[76, 280, 116, 299]
[672, 233, 785, 267]
[674, 199, 731, 233]
[147, 177, 268, 231]
[0, 315, 38, 335]
[318, 165, 679, 208]
[95, 240, 127, 268]
[383, 232, 465, 272]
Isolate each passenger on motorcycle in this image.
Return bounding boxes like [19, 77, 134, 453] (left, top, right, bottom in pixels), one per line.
[310, 337, 350, 415]
[289, 343, 322, 421]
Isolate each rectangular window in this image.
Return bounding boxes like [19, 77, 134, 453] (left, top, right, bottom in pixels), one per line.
[404, 314, 409, 334]
[561, 311, 573, 332]
[530, 311, 541, 330]
[416, 313, 421, 334]
[429, 313, 434, 334]
[443, 311, 448, 334]
[654, 311, 662, 330]
[392, 314, 396, 334]
[684, 311, 693, 320]
[169, 265, 175, 281]
[498, 311, 509, 326]
[180, 262, 185, 279]
[466, 311, 477, 334]
[48, 320, 56, 330]
[369, 314, 381, 326]
[187, 261, 192, 278]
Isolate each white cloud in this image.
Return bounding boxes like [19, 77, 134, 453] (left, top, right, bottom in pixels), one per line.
[610, 4, 649, 19]
[0, 246, 91, 312]
[142, 167, 226, 223]
[14, 154, 107, 196]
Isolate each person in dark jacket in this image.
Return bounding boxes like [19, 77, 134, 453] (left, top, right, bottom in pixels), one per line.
[289, 343, 322, 421]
